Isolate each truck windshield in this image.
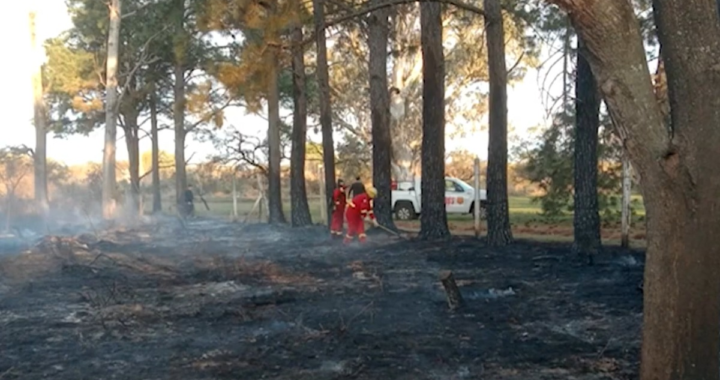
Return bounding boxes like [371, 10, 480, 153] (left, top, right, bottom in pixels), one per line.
[453, 179, 475, 191]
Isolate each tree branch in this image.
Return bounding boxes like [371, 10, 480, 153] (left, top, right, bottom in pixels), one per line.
[508, 51, 525, 75]
[284, 0, 486, 49]
[116, 25, 169, 107]
[327, 0, 484, 28]
[185, 94, 241, 132]
[121, 2, 155, 19]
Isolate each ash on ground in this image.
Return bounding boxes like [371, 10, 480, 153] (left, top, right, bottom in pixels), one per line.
[0, 218, 643, 380]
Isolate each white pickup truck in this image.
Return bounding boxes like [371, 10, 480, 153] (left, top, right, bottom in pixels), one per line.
[391, 177, 487, 220]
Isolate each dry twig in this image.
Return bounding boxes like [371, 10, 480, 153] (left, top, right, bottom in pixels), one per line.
[0, 367, 14, 379]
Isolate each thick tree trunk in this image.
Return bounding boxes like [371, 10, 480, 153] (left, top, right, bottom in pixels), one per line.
[418, 1, 449, 240]
[548, 1, 720, 379]
[123, 113, 141, 218]
[29, 11, 48, 217]
[312, 0, 336, 225]
[368, 0, 397, 231]
[173, 0, 187, 216]
[483, 0, 512, 246]
[290, 22, 312, 227]
[102, 0, 121, 220]
[150, 89, 161, 213]
[572, 36, 601, 261]
[267, 48, 286, 224]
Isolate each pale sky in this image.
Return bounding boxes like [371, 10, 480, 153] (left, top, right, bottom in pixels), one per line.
[0, 2, 557, 166]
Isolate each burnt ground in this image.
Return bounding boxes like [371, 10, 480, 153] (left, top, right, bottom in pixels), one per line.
[0, 218, 644, 380]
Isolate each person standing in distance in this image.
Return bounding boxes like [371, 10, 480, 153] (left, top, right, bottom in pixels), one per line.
[347, 176, 366, 199]
[330, 179, 347, 238]
[184, 184, 195, 217]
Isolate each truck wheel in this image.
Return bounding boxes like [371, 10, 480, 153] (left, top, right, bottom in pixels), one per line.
[394, 202, 417, 220]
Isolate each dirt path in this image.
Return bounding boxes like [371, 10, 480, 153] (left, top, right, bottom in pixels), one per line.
[0, 218, 643, 379]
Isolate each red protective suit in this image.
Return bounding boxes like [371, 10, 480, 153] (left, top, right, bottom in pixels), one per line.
[330, 185, 347, 237]
[344, 193, 374, 244]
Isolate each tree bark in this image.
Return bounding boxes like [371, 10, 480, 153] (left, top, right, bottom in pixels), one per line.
[548, 0, 720, 379]
[418, 0, 450, 240]
[174, 63, 187, 214]
[267, 47, 286, 224]
[620, 152, 631, 249]
[653, 47, 670, 132]
[290, 21, 312, 227]
[173, 0, 187, 216]
[150, 89, 162, 213]
[312, 0, 336, 225]
[123, 111, 141, 218]
[483, 0, 512, 246]
[368, 0, 397, 231]
[572, 36, 601, 262]
[29, 11, 49, 217]
[102, 0, 121, 220]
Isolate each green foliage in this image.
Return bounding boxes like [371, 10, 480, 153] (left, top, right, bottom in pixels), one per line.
[510, 0, 654, 224]
[204, 0, 309, 112]
[279, 65, 319, 111]
[0, 146, 34, 194]
[45, 0, 232, 137]
[515, 103, 625, 224]
[44, 37, 104, 135]
[336, 134, 371, 180]
[516, 109, 574, 221]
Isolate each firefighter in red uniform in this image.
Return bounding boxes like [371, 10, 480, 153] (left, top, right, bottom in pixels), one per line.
[330, 179, 347, 238]
[344, 186, 378, 244]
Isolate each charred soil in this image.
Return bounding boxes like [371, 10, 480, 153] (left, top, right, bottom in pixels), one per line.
[0, 219, 643, 379]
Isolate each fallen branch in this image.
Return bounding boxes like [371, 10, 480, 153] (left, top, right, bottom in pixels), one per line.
[531, 255, 562, 262]
[89, 252, 119, 267]
[0, 366, 14, 379]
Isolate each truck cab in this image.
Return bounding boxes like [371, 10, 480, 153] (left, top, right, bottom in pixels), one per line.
[391, 177, 487, 220]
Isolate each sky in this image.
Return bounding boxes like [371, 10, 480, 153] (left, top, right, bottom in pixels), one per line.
[0, 1, 558, 167]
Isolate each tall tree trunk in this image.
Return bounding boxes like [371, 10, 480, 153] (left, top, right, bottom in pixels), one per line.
[572, 36, 601, 261]
[483, 0, 512, 246]
[123, 113, 141, 218]
[548, 0, 720, 379]
[418, 0, 449, 239]
[174, 63, 187, 213]
[29, 11, 48, 217]
[102, 0, 121, 220]
[267, 48, 286, 224]
[312, 0, 336, 225]
[173, 0, 187, 215]
[388, 5, 422, 182]
[150, 89, 162, 213]
[290, 21, 312, 227]
[368, 0, 397, 231]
